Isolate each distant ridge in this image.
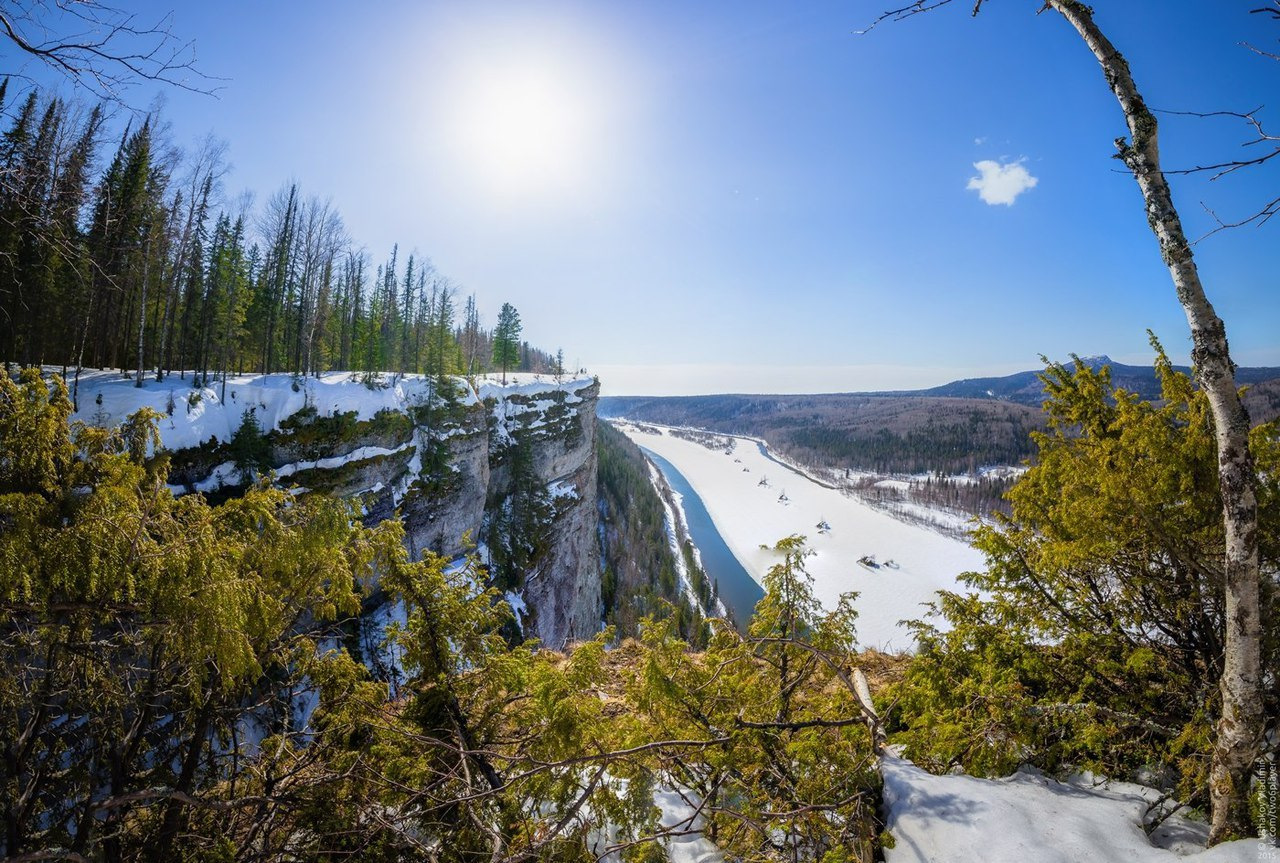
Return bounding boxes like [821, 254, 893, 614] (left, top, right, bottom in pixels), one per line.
[912, 358, 1280, 405]
[599, 359, 1280, 465]
[601, 358, 1280, 412]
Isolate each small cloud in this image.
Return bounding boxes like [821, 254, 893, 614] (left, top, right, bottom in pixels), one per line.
[974, 136, 987, 146]
[967, 158, 1038, 206]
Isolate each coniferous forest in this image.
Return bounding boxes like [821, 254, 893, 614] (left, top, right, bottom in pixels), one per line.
[0, 82, 559, 398]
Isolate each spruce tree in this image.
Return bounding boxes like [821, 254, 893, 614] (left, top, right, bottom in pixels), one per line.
[492, 302, 521, 385]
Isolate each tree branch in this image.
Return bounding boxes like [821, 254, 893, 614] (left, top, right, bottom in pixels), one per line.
[855, 0, 959, 35]
[0, 2, 220, 102]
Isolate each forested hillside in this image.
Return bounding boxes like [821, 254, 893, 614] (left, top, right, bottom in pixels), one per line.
[602, 359, 1280, 486]
[601, 392, 1046, 475]
[0, 83, 563, 390]
[596, 420, 715, 643]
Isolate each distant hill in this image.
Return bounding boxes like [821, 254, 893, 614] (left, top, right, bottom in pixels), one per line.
[599, 358, 1280, 478]
[913, 355, 1280, 406]
[600, 393, 1047, 476]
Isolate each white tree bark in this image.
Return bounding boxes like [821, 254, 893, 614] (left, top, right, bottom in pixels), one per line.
[1045, 0, 1262, 843]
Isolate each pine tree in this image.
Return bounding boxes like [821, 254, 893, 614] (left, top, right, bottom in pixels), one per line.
[0, 92, 50, 366]
[461, 293, 481, 375]
[492, 302, 521, 385]
[399, 253, 416, 376]
[84, 119, 158, 373]
[0, 84, 562, 388]
[428, 281, 455, 381]
[52, 105, 103, 375]
[260, 183, 297, 373]
[174, 175, 213, 380]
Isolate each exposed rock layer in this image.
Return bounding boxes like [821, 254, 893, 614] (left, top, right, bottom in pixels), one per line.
[74, 371, 603, 645]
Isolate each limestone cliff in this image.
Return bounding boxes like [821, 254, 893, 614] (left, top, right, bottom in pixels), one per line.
[71, 371, 603, 645]
[479, 379, 602, 646]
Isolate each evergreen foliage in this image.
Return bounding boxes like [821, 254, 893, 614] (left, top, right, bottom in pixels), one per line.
[485, 436, 554, 596]
[0, 370, 396, 858]
[597, 420, 711, 643]
[884, 354, 1280, 817]
[0, 373, 885, 860]
[0, 84, 562, 389]
[228, 406, 269, 479]
[614, 536, 880, 862]
[492, 302, 522, 384]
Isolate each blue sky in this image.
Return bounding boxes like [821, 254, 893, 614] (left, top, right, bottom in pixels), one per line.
[10, 0, 1280, 394]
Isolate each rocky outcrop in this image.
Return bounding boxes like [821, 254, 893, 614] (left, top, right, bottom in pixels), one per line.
[72, 371, 603, 645]
[485, 380, 602, 646]
[393, 396, 490, 560]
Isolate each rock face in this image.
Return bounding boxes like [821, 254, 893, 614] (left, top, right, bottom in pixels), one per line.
[72, 371, 603, 645]
[484, 381, 602, 646]
[392, 395, 491, 561]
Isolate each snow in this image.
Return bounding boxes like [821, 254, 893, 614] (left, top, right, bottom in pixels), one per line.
[272, 442, 414, 479]
[547, 479, 580, 501]
[474, 373, 595, 401]
[614, 422, 986, 651]
[881, 753, 1263, 863]
[65, 370, 596, 499]
[593, 754, 1264, 863]
[394, 437, 425, 504]
[182, 460, 237, 494]
[67, 369, 460, 453]
[66, 370, 598, 456]
[875, 478, 912, 492]
[505, 590, 528, 635]
[362, 596, 409, 695]
[652, 788, 723, 863]
[481, 375, 596, 448]
[648, 462, 719, 616]
[589, 780, 724, 863]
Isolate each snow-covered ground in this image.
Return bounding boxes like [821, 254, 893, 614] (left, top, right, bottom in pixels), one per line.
[614, 422, 985, 650]
[598, 752, 1267, 863]
[62, 368, 595, 452]
[882, 753, 1264, 862]
[648, 461, 729, 620]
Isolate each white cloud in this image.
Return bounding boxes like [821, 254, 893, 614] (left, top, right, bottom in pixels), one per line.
[973, 136, 987, 146]
[967, 158, 1038, 206]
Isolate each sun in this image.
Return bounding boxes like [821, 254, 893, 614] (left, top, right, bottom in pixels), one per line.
[449, 57, 593, 201]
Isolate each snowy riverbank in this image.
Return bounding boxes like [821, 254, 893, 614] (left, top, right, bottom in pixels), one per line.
[613, 422, 985, 650]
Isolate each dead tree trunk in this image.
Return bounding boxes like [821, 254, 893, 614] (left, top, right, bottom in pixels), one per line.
[1046, 0, 1262, 843]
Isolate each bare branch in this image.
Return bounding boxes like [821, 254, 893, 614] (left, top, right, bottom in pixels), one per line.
[1242, 41, 1280, 60]
[855, 0, 958, 35]
[0, 1, 220, 103]
[1194, 195, 1280, 243]
[1242, 6, 1280, 74]
[1250, 2, 1280, 20]
[1154, 106, 1280, 180]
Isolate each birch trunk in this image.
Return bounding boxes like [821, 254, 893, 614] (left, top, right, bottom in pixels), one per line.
[1046, 0, 1262, 843]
